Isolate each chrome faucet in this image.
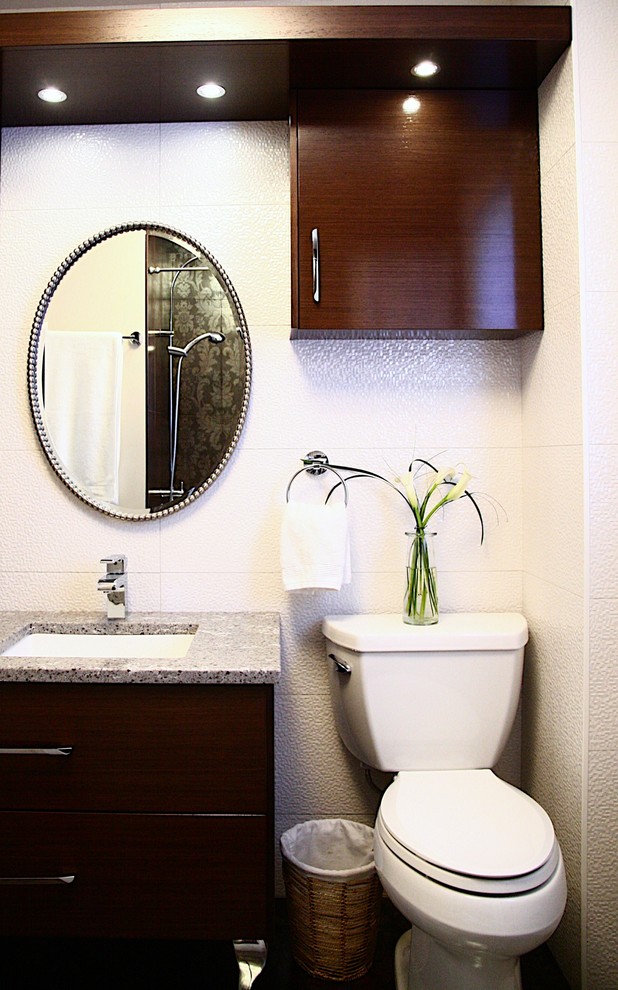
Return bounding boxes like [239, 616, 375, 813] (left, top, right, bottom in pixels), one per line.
[98, 555, 127, 619]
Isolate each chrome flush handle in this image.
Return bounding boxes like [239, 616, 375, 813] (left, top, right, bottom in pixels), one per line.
[329, 652, 352, 675]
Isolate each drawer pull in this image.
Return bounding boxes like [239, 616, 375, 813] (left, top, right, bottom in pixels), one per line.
[0, 875, 75, 885]
[0, 747, 73, 756]
[311, 227, 320, 303]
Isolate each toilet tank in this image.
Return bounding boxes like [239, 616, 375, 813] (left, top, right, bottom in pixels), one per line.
[323, 613, 528, 772]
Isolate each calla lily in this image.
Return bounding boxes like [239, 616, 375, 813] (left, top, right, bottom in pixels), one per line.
[398, 471, 418, 509]
[318, 453, 484, 544]
[426, 465, 455, 492]
[445, 467, 472, 502]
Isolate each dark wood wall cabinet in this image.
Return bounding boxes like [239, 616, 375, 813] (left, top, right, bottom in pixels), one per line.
[0, 683, 274, 941]
[0, 4, 572, 341]
[291, 88, 543, 339]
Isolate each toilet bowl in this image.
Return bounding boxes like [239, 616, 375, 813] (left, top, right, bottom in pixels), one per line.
[322, 613, 567, 990]
[375, 770, 566, 990]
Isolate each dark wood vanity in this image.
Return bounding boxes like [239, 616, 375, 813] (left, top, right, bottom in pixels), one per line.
[0, 612, 279, 947]
[0, 682, 274, 939]
[0, 4, 571, 341]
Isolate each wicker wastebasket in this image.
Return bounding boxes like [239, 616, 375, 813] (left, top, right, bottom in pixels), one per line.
[280, 819, 382, 981]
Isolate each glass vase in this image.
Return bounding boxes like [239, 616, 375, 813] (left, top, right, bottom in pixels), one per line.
[403, 529, 439, 625]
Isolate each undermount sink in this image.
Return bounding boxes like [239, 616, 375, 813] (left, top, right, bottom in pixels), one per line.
[2, 631, 195, 659]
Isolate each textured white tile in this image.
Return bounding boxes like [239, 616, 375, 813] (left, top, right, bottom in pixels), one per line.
[160, 121, 289, 207]
[580, 143, 618, 294]
[521, 574, 584, 840]
[575, 0, 618, 145]
[589, 443, 618, 599]
[585, 291, 618, 444]
[0, 571, 161, 613]
[586, 749, 618, 990]
[160, 570, 286, 613]
[521, 291, 582, 448]
[245, 337, 521, 453]
[0, 449, 161, 574]
[159, 447, 290, 574]
[589, 598, 618, 751]
[540, 145, 580, 307]
[522, 444, 584, 596]
[274, 689, 378, 820]
[539, 48, 575, 175]
[520, 573, 584, 988]
[0, 125, 160, 213]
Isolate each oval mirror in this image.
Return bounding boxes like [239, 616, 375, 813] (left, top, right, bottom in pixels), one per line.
[28, 222, 251, 519]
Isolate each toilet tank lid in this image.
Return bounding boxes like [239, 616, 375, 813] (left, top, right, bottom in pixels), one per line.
[322, 613, 528, 652]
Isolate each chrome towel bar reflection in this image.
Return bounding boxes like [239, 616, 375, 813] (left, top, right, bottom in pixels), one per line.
[148, 266, 210, 275]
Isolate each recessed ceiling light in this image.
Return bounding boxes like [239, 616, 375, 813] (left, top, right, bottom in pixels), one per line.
[411, 60, 440, 78]
[402, 96, 421, 114]
[37, 86, 67, 103]
[196, 82, 226, 100]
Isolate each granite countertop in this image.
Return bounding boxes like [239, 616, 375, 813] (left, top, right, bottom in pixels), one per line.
[0, 611, 280, 685]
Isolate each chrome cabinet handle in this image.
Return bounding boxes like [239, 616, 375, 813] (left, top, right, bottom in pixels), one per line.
[0, 875, 75, 885]
[0, 747, 73, 756]
[328, 652, 352, 675]
[311, 227, 320, 303]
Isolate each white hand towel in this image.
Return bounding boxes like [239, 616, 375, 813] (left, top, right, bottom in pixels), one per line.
[281, 501, 351, 591]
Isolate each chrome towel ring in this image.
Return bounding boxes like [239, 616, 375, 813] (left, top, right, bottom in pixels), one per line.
[286, 458, 349, 505]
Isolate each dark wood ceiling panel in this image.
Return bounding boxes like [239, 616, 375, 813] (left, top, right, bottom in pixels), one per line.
[0, 6, 572, 127]
[1, 42, 289, 125]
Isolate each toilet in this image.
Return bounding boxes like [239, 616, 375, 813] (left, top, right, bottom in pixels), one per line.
[323, 612, 567, 990]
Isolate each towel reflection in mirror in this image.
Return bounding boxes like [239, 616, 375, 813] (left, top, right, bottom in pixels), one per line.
[43, 329, 124, 504]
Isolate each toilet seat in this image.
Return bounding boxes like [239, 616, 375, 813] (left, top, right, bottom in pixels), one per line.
[378, 769, 558, 895]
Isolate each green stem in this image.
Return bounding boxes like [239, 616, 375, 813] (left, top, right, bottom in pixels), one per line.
[404, 529, 438, 625]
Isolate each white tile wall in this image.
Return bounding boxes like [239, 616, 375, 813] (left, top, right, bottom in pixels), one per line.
[574, 0, 618, 986]
[0, 119, 524, 898]
[522, 38, 585, 990]
[523, 1, 618, 986]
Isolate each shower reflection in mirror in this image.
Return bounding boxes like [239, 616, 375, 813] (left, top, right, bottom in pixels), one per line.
[32, 224, 251, 519]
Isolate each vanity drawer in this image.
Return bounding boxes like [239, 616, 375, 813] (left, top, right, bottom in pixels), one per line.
[0, 683, 272, 813]
[0, 811, 270, 939]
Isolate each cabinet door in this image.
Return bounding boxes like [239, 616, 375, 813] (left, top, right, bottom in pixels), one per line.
[0, 683, 272, 813]
[0, 811, 270, 939]
[292, 89, 542, 338]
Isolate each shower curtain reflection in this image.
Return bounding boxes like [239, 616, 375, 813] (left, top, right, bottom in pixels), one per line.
[145, 233, 246, 512]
